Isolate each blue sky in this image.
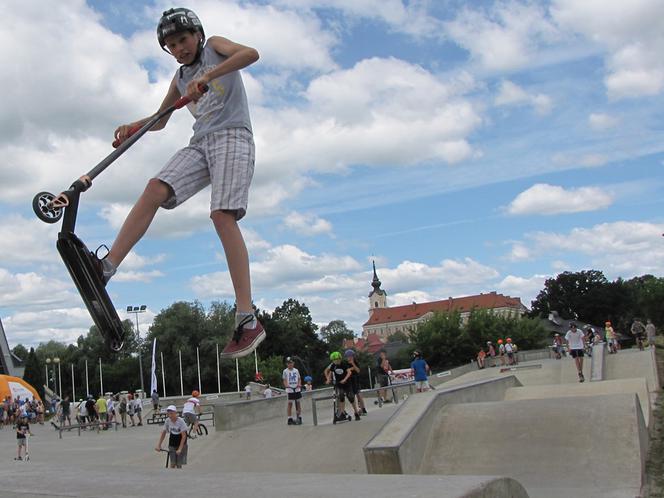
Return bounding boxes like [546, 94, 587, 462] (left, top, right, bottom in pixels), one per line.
[1, 0, 663, 348]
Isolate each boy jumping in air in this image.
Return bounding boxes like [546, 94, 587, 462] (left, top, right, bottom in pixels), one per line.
[96, 8, 263, 359]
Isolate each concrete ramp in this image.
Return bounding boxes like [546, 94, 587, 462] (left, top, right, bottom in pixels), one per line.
[442, 358, 592, 388]
[0, 466, 530, 498]
[504, 377, 652, 428]
[605, 348, 660, 392]
[420, 394, 648, 498]
[194, 402, 398, 474]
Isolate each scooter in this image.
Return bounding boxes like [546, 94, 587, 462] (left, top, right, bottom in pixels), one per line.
[32, 90, 204, 351]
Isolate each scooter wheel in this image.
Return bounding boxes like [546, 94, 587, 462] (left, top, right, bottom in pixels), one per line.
[108, 338, 124, 352]
[32, 192, 63, 224]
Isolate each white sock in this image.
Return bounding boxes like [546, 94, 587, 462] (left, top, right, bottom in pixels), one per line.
[235, 312, 257, 329]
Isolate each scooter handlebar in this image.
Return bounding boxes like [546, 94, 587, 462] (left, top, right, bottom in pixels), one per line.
[111, 85, 208, 148]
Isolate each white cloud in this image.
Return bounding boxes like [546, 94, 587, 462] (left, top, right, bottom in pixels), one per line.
[4, 308, 94, 348]
[283, 211, 333, 236]
[588, 112, 620, 130]
[0, 215, 60, 265]
[551, 0, 664, 99]
[495, 80, 553, 115]
[0, 269, 78, 311]
[389, 290, 436, 307]
[526, 221, 664, 277]
[497, 274, 548, 308]
[376, 258, 499, 295]
[507, 183, 613, 215]
[445, 2, 560, 72]
[273, 0, 442, 38]
[191, 244, 363, 298]
[552, 152, 609, 169]
[508, 243, 531, 261]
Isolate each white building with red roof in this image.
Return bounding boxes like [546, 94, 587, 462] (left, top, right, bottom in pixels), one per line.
[361, 262, 527, 340]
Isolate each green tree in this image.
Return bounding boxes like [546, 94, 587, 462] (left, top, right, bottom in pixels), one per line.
[22, 347, 45, 399]
[11, 344, 28, 361]
[319, 320, 355, 352]
[530, 270, 609, 320]
[628, 275, 664, 326]
[410, 311, 469, 370]
[258, 299, 327, 381]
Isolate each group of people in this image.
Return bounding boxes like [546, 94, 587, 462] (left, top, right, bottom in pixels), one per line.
[552, 318, 657, 361]
[1, 397, 46, 427]
[50, 392, 145, 429]
[477, 338, 518, 369]
[552, 318, 658, 383]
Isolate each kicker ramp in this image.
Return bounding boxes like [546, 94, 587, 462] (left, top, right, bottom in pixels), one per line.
[420, 394, 647, 498]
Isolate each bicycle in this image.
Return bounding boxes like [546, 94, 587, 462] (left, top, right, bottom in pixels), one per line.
[186, 415, 208, 439]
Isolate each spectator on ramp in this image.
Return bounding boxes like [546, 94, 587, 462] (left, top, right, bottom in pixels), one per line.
[646, 319, 657, 350]
[410, 351, 431, 392]
[283, 357, 303, 425]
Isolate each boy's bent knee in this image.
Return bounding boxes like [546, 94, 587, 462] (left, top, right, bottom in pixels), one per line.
[143, 178, 172, 204]
[210, 209, 239, 223]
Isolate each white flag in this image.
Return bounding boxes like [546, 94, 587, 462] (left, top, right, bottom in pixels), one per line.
[150, 338, 158, 396]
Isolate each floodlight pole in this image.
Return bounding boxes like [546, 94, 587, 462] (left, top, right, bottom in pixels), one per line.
[127, 305, 147, 393]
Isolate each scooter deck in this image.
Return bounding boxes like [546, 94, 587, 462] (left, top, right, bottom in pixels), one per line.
[57, 232, 124, 351]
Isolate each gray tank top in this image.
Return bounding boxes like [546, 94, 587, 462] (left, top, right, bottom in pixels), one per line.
[176, 41, 253, 142]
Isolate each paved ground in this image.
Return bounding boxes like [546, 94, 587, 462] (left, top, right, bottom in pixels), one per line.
[0, 348, 656, 497]
[0, 400, 398, 475]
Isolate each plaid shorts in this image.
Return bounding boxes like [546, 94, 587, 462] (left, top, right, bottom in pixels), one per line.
[157, 128, 255, 220]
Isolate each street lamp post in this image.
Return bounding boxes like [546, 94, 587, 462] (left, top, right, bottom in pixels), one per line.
[55, 357, 62, 398]
[45, 358, 51, 392]
[127, 305, 147, 393]
[45, 357, 61, 398]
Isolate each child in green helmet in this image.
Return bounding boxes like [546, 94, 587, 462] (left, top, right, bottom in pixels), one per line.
[324, 352, 359, 422]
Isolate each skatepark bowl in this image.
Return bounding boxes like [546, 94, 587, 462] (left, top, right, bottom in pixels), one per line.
[0, 345, 658, 498]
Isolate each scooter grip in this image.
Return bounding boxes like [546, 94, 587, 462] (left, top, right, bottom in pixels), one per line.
[174, 83, 209, 109]
[111, 85, 208, 147]
[112, 124, 142, 148]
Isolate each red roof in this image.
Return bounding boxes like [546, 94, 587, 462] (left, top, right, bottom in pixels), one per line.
[363, 292, 523, 327]
[342, 334, 385, 354]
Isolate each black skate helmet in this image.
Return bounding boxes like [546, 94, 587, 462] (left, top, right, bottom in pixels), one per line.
[157, 8, 205, 60]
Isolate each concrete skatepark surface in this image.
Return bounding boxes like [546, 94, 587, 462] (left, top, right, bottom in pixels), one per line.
[0, 347, 657, 497]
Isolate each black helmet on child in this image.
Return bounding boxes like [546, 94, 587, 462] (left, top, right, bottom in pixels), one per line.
[157, 8, 205, 51]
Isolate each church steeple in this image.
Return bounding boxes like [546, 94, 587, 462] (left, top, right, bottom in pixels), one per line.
[368, 260, 387, 313]
[371, 260, 382, 292]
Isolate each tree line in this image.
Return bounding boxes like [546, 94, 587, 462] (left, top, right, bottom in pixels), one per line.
[14, 270, 661, 398]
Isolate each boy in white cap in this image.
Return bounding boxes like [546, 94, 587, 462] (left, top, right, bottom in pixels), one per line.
[155, 405, 188, 469]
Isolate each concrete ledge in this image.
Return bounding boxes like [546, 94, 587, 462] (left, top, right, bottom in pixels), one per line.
[419, 393, 648, 496]
[364, 375, 522, 474]
[590, 342, 606, 381]
[0, 467, 530, 498]
[214, 388, 334, 431]
[505, 377, 652, 428]
[605, 348, 660, 392]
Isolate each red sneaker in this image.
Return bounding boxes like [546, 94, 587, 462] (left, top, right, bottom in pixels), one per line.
[220, 319, 266, 359]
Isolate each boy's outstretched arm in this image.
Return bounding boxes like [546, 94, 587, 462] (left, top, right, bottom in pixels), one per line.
[185, 36, 259, 101]
[114, 77, 182, 142]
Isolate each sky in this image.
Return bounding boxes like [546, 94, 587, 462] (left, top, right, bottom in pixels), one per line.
[2, 0, 664, 348]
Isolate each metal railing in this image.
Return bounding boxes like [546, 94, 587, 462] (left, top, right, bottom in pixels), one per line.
[310, 381, 416, 426]
[51, 419, 120, 439]
[146, 404, 215, 427]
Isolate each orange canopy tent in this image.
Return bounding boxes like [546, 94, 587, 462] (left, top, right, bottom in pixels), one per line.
[0, 375, 41, 402]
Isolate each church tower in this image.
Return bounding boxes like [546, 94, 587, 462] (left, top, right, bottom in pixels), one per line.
[368, 260, 387, 314]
